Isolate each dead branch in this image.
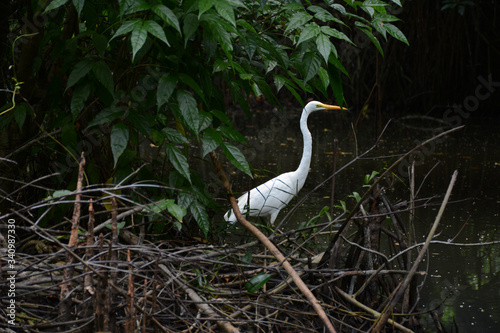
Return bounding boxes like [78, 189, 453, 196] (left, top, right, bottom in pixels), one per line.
[59, 152, 85, 326]
[159, 263, 240, 333]
[335, 287, 414, 333]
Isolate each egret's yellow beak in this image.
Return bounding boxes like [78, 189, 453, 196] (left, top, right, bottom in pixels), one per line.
[318, 103, 346, 111]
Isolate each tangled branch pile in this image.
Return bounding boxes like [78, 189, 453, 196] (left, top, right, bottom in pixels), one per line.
[1, 166, 459, 333]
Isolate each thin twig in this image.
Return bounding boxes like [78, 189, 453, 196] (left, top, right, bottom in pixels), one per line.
[372, 170, 458, 332]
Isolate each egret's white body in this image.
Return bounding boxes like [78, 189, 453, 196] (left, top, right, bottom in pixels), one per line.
[224, 101, 343, 224]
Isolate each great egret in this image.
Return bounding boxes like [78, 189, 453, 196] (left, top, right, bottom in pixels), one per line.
[224, 101, 343, 224]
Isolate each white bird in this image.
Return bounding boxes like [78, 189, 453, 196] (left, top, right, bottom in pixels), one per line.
[224, 101, 344, 224]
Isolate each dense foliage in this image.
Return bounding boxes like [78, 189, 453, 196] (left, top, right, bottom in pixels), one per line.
[1, 0, 407, 236]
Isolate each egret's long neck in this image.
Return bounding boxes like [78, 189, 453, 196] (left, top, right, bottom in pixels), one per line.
[295, 110, 313, 186]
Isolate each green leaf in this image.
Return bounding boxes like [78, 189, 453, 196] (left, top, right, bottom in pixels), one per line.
[297, 23, 320, 45]
[364, 0, 388, 10]
[273, 74, 302, 103]
[165, 144, 191, 183]
[177, 90, 200, 135]
[183, 13, 199, 47]
[285, 83, 303, 105]
[300, 52, 321, 83]
[361, 0, 388, 17]
[215, 0, 236, 26]
[177, 192, 194, 209]
[165, 200, 186, 222]
[130, 0, 150, 12]
[391, 0, 402, 6]
[152, 4, 181, 34]
[273, 74, 286, 92]
[72, 0, 85, 16]
[362, 4, 375, 17]
[210, 109, 231, 125]
[350, 191, 361, 202]
[364, 170, 380, 184]
[110, 19, 140, 42]
[66, 60, 93, 91]
[321, 26, 354, 45]
[144, 20, 169, 46]
[329, 3, 346, 15]
[254, 77, 276, 104]
[190, 200, 209, 237]
[217, 125, 247, 143]
[315, 34, 332, 64]
[144, 199, 186, 222]
[357, 24, 384, 56]
[284, 2, 304, 11]
[237, 19, 257, 34]
[13, 103, 28, 130]
[308, 5, 336, 22]
[157, 73, 177, 109]
[250, 81, 262, 96]
[44, 0, 69, 13]
[220, 142, 252, 178]
[265, 59, 278, 74]
[339, 200, 347, 212]
[246, 273, 271, 293]
[319, 205, 331, 217]
[371, 18, 387, 39]
[105, 221, 126, 231]
[199, 0, 215, 18]
[317, 67, 330, 91]
[201, 128, 222, 157]
[179, 73, 206, 104]
[118, 0, 136, 16]
[373, 13, 401, 23]
[162, 127, 189, 144]
[328, 53, 349, 76]
[92, 62, 114, 98]
[86, 107, 124, 129]
[273, 73, 290, 93]
[52, 189, 72, 199]
[242, 252, 252, 264]
[70, 83, 91, 121]
[385, 23, 409, 46]
[329, 68, 344, 107]
[285, 12, 312, 34]
[198, 111, 212, 133]
[239, 73, 253, 80]
[131, 21, 148, 61]
[110, 123, 129, 167]
[202, 16, 233, 57]
[213, 59, 230, 73]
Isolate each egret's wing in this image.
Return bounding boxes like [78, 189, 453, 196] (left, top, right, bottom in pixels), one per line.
[224, 173, 300, 223]
[246, 174, 298, 216]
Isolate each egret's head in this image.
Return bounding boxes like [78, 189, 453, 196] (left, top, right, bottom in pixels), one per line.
[304, 101, 344, 115]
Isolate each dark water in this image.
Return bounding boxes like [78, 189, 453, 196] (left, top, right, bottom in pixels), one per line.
[226, 105, 500, 332]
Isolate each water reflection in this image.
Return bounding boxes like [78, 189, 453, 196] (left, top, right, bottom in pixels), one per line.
[226, 106, 500, 332]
